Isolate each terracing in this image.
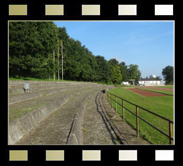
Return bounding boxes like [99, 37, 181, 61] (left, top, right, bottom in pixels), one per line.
[8, 80, 150, 145]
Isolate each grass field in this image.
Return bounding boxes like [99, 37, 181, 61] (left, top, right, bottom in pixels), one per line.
[108, 87, 174, 144]
[155, 85, 173, 89]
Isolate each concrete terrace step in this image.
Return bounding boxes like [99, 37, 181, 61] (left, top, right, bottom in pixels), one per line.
[9, 84, 98, 104]
[9, 81, 100, 94]
[9, 87, 94, 122]
[8, 80, 114, 145]
[9, 80, 99, 86]
[9, 87, 99, 145]
[9, 81, 99, 87]
[9, 84, 95, 94]
[11, 87, 103, 145]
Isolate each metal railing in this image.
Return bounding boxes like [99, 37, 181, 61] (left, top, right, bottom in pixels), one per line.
[106, 91, 173, 144]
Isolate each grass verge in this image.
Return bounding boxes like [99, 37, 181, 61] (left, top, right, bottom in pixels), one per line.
[154, 85, 173, 89]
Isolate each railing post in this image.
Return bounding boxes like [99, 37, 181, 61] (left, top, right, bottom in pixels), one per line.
[169, 121, 173, 144]
[115, 96, 117, 113]
[122, 99, 125, 121]
[136, 106, 139, 137]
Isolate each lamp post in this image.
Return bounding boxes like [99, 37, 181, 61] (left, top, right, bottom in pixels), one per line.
[57, 39, 59, 81]
[60, 40, 64, 81]
[53, 51, 55, 81]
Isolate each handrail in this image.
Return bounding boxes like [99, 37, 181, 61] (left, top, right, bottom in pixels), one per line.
[123, 106, 171, 139]
[107, 91, 173, 123]
[106, 91, 173, 144]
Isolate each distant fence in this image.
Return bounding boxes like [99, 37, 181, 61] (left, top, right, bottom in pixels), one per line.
[106, 91, 173, 144]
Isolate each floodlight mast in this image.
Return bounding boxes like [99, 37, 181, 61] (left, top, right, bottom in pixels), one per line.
[61, 40, 64, 81]
[57, 39, 59, 81]
[53, 51, 55, 81]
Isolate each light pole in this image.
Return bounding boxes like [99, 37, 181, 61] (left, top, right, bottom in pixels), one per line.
[57, 39, 59, 81]
[61, 40, 64, 81]
[53, 51, 55, 81]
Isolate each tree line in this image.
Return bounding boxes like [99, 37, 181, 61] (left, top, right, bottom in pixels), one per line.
[9, 22, 141, 84]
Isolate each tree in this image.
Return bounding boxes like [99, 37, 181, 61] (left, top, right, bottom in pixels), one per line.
[95, 55, 110, 83]
[119, 62, 128, 81]
[108, 59, 122, 84]
[111, 65, 122, 84]
[127, 64, 141, 84]
[162, 66, 173, 85]
[9, 22, 58, 78]
[156, 76, 161, 80]
[9, 22, 141, 85]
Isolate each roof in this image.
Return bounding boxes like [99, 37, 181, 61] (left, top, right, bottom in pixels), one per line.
[139, 79, 162, 81]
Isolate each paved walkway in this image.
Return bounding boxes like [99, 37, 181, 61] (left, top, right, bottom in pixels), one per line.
[82, 91, 118, 145]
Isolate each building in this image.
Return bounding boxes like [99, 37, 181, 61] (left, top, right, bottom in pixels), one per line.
[138, 79, 165, 86]
[121, 81, 130, 85]
[121, 79, 135, 85]
[129, 79, 135, 85]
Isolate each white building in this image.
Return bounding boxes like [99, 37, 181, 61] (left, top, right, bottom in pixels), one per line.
[121, 81, 130, 85]
[138, 79, 165, 86]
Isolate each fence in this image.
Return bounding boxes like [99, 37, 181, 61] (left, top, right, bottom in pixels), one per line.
[106, 91, 173, 144]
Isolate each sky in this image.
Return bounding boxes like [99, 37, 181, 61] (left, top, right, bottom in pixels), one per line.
[54, 21, 174, 78]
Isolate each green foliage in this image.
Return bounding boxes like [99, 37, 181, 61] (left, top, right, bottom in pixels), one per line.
[128, 64, 141, 84]
[9, 22, 141, 84]
[162, 66, 173, 85]
[9, 22, 58, 78]
[119, 62, 128, 81]
[111, 65, 122, 84]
